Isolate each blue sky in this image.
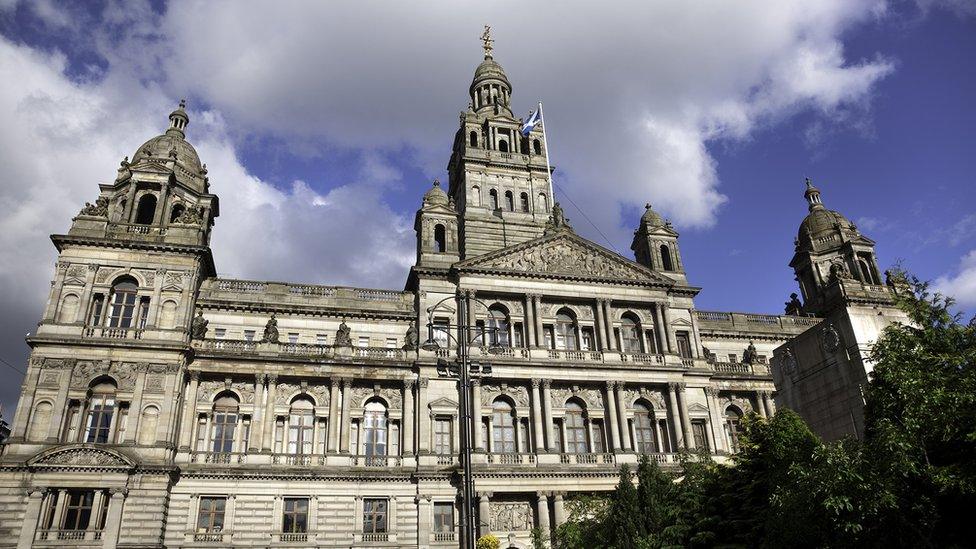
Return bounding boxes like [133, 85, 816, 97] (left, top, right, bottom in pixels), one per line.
[0, 0, 973, 413]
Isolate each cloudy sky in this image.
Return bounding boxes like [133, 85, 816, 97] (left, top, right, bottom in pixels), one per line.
[0, 0, 973, 414]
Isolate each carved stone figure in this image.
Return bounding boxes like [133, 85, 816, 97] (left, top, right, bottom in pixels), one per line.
[334, 320, 352, 347]
[403, 323, 418, 350]
[742, 341, 758, 364]
[175, 205, 204, 225]
[489, 501, 532, 532]
[822, 324, 841, 353]
[781, 347, 797, 374]
[190, 310, 209, 339]
[784, 293, 803, 315]
[828, 261, 850, 282]
[484, 239, 645, 280]
[262, 313, 279, 343]
[545, 202, 572, 233]
[79, 196, 109, 217]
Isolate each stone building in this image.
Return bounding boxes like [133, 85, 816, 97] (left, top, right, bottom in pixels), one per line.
[0, 35, 902, 549]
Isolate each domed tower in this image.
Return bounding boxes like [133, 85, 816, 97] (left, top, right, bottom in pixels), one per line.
[631, 203, 687, 284]
[415, 179, 460, 267]
[446, 27, 555, 258]
[789, 178, 882, 315]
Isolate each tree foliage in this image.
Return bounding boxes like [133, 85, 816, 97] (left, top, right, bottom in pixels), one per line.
[554, 274, 975, 548]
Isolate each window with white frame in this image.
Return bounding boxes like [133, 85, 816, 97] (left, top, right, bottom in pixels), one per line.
[84, 380, 118, 443]
[196, 496, 227, 533]
[434, 416, 452, 455]
[288, 397, 315, 455]
[282, 497, 309, 534]
[362, 498, 388, 534]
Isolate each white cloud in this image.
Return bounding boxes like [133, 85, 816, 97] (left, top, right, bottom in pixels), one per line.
[934, 250, 976, 307]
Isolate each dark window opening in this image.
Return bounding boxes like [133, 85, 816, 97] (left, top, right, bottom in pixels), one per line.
[469, 131, 478, 147]
[520, 192, 529, 212]
[434, 224, 446, 253]
[170, 203, 185, 223]
[660, 244, 674, 271]
[134, 194, 157, 225]
[533, 140, 542, 155]
[498, 140, 509, 153]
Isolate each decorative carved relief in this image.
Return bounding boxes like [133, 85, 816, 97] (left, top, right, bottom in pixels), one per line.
[32, 447, 131, 468]
[489, 501, 533, 532]
[481, 383, 530, 407]
[623, 387, 666, 410]
[39, 371, 61, 387]
[163, 271, 184, 290]
[476, 238, 648, 280]
[94, 267, 114, 284]
[231, 382, 255, 404]
[349, 386, 402, 410]
[551, 386, 604, 410]
[64, 265, 87, 285]
[723, 395, 755, 414]
[144, 375, 165, 393]
[139, 269, 155, 286]
[71, 361, 135, 390]
[821, 324, 841, 354]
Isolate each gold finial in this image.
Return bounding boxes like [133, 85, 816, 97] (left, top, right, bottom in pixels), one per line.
[481, 25, 494, 58]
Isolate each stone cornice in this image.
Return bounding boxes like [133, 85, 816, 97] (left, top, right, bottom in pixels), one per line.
[51, 233, 216, 277]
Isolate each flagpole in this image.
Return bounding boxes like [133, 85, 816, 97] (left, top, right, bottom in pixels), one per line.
[537, 101, 555, 206]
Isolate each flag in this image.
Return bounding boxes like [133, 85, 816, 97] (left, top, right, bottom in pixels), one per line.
[520, 109, 542, 137]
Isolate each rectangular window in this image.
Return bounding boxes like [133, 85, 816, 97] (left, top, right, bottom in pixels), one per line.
[195, 416, 207, 451]
[358, 336, 370, 348]
[316, 333, 328, 345]
[62, 490, 95, 531]
[591, 420, 606, 453]
[350, 422, 359, 456]
[581, 327, 594, 351]
[543, 326, 554, 350]
[433, 317, 449, 347]
[89, 294, 105, 326]
[691, 420, 709, 451]
[241, 417, 251, 450]
[196, 497, 227, 533]
[211, 410, 237, 453]
[645, 329, 658, 354]
[115, 405, 128, 443]
[434, 417, 453, 455]
[433, 502, 454, 533]
[108, 290, 138, 328]
[288, 332, 299, 344]
[389, 422, 400, 456]
[676, 331, 693, 359]
[317, 418, 328, 454]
[362, 498, 388, 534]
[288, 412, 314, 455]
[137, 297, 151, 329]
[513, 322, 524, 348]
[214, 328, 226, 339]
[552, 419, 563, 452]
[84, 395, 115, 443]
[282, 497, 309, 534]
[519, 418, 531, 452]
[243, 330, 255, 342]
[274, 417, 285, 453]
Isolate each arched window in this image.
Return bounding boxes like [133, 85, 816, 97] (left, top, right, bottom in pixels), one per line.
[633, 403, 656, 454]
[564, 400, 589, 454]
[533, 140, 542, 155]
[538, 193, 549, 213]
[555, 310, 578, 350]
[58, 294, 79, 324]
[469, 131, 478, 147]
[84, 379, 118, 443]
[504, 191, 514, 211]
[434, 224, 446, 253]
[211, 393, 240, 453]
[724, 406, 744, 453]
[108, 276, 139, 328]
[498, 140, 509, 153]
[134, 194, 157, 225]
[138, 405, 159, 445]
[363, 400, 388, 457]
[489, 189, 499, 210]
[492, 399, 516, 453]
[288, 396, 315, 455]
[28, 401, 53, 442]
[170, 203, 185, 223]
[520, 192, 529, 213]
[487, 306, 510, 347]
[471, 186, 482, 207]
[660, 244, 674, 272]
[620, 314, 642, 353]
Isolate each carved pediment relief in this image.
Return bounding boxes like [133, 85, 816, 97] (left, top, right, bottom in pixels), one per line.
[457, 233, 669, 284]
[428, 397, 460, 411]
[29, 445, 134, 470]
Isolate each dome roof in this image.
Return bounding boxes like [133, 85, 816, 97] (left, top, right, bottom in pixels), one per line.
[640, 203, 664, 227]
[423, 180, 449, 206]
[131, 132, 203, 174]
[472, 56, 510, 87]
[798, 208, 854, 241]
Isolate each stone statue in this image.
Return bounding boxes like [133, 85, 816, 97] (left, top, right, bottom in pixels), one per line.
[176, 205, 203, 225]
[545, 202, 572, 233]
[742, 340, 758, 364]
[784, 293, 803, 316]
[335, 320, 352, 347]
[79, 196, 109, 217]
[703, 345, 715, 364]
[828, 262, 850, 283]
[262, 313, 279, 343]
[403, 323, 418, 351]
[190, 310, 208, 340]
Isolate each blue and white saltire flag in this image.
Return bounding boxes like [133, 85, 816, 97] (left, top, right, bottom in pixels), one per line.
[520, 109, 542, 136]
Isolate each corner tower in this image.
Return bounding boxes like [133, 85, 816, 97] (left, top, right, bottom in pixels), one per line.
[631, 203, 688, 284]
[447, 27, 555, 258]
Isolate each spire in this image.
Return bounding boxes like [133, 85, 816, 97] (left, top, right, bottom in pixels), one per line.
[481, 25, 494, 59]
[804, 177, 823, 211]
[166, 98, 189, 138]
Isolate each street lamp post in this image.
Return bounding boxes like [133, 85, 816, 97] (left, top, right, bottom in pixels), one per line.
[422, 292, 498, 549]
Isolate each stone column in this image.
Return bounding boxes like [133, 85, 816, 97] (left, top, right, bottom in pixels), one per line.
[662, 306, 678, 354]
[42, 261, 69, 322]
[250, 374, 265, 452]
[704, 388, 725, 453]
[178, 371, 200, 450]
[604, 382, 621, 451]
[689, 310, 704, 358]
[478, 493, 491, 537]
[471, 379, 484, 452]
[531, 379, 545, 452]
[417, 378, 430, 454]
[675, 383, 695, 449]
[603, 300, 617, 351]
[153, 181, 169, 224]
[553, 493, 567, 526]
[533, 295, 545, 348]
[47, 368, 72, 442]
[761, 391, 774, 417]
[262, 374, 278, 452]
[16, 488, 44, 549]
[339, 379, 352, 453]
[524, 294, 537, 348]
[75, 264, 99, 325]
[594, 299, 607, 351]
[101, 488, 126, 548]
[542, 380, 554, 451]
[417, 495, 432, 547]
[88, 491, 105, 533]
[755, 391, 768, 419]
[145, 269, 165, 328]
[466, 290, 478, 344]
[666, 383, 684, 450]
[403, 379, 415, 455]
[328, 378, 340, 453]
[11, 363, 41, 440]
[653, 304, 668, 354]
[615, 382, 631, 451]
[536, 491, 550, 533]
[126, 370, 147, 441]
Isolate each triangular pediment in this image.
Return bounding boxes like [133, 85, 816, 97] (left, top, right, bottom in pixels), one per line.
[428, 397, 460, 410]
[128, 158, 174, 175]
[28, 445, 134, 470]
[456, 230, 672, 285]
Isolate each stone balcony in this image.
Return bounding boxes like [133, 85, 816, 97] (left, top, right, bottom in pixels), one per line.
[696, 310, 821, 337]
[191, 339, 408, 363]
[65, 216, 209, 247]
[197, 278, 414, 316]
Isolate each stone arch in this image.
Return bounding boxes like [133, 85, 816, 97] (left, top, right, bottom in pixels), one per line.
[134, 193, 157, 225]
[158, 299, 178, 329]
[57, 293, 81, 323]
[28, 400, 54, 442]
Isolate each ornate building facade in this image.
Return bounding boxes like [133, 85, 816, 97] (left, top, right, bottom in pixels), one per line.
[0, 37, 904, 549]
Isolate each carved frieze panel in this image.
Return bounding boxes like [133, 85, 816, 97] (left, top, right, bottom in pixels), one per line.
[94, 267, 116, 284]
[138, 269, 155, 286]
[163, 271, 184, 290]
[275, 382, 331, 407]
[197, 380, 254, 404]
[623, 387, 666, 411]
[31, 447, 132, 469]
[489, 501, 533, 532]
[722, 395, 755, 414]
[39, 371, 61, 387]
[71, 361, 135, 390]
[42, 358, 76, 370]
[551, 386, 604, 410]
[64, 265, 88, 285]
[475, 238, 650, 280]
[349, 386, 402, 410]
[481, 383, 529, 407]
[144, 375, 165, 394]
